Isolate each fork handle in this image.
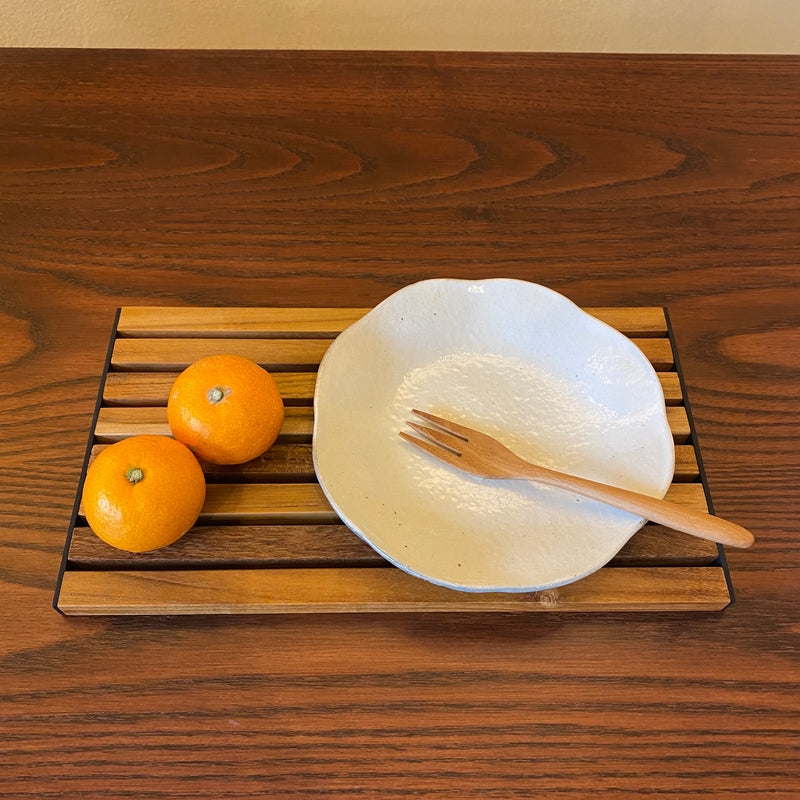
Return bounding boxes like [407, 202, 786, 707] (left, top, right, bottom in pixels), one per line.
[515, 462, 754, 548]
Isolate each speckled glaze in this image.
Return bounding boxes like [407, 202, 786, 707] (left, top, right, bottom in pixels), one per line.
[313, 279, 675, 592]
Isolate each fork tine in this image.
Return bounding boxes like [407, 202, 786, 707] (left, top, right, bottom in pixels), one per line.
[411, 409, 471, 440]
[399, 431, 463, 469]
[406, 421, 464, 455]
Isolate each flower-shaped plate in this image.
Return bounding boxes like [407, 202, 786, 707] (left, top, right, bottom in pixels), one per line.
[313, 279, 674, 592]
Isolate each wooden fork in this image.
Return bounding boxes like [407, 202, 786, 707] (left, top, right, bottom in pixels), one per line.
[400, 409, 754, 549]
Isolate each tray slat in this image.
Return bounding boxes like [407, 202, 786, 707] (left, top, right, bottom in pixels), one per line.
[94, 406, 311, 443]
[54, 305, 732, 615]
[117, 306, 670, 338]
[92, 405, 692, 443]
[88, 443, 701, 483]
[103, 370, 684, 406]
[104, 371, 318, 405]
[66, 520, 720, 569]
[111, 336, 675, 372]
[57, 566, 732, 615]
[78, 481, 711, 524]
[112, 338, 333, 371]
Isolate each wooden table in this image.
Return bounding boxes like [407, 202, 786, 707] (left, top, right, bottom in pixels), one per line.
[1, 50, 797, 798]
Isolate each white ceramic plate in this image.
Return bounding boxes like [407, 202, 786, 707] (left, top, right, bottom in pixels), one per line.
[313, 278, 674, 592]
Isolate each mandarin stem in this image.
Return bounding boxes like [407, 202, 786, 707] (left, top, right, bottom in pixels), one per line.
[125, 467, 144, 484]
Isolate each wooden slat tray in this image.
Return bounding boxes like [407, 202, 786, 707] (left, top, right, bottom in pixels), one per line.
[54, 306, 733, 614]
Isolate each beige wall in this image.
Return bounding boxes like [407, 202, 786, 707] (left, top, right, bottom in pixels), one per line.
[1, 0, 799, 52]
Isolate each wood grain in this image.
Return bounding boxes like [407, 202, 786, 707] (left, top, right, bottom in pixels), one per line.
[1, 50, 797, 800]
[102, 369, 686, 405]
[56, 565, 732, 615]
[66, 519, 720, 568]
[75, 478, 709, 524]
[111, 337, 334, 370]
[93, 405, 311, 441]
[90, 404, 692, 443]
[110, 335, 675, 372]
[104, 370, 319, 404]
[116, 305, 670, 337]
[87, 441, 701, 481]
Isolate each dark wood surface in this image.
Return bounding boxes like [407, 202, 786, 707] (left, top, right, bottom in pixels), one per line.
[1, 49, 798, 798]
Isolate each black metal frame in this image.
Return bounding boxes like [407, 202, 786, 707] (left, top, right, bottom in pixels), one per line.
[52, 308, 121, 615]
[664, 306, 735, 607]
